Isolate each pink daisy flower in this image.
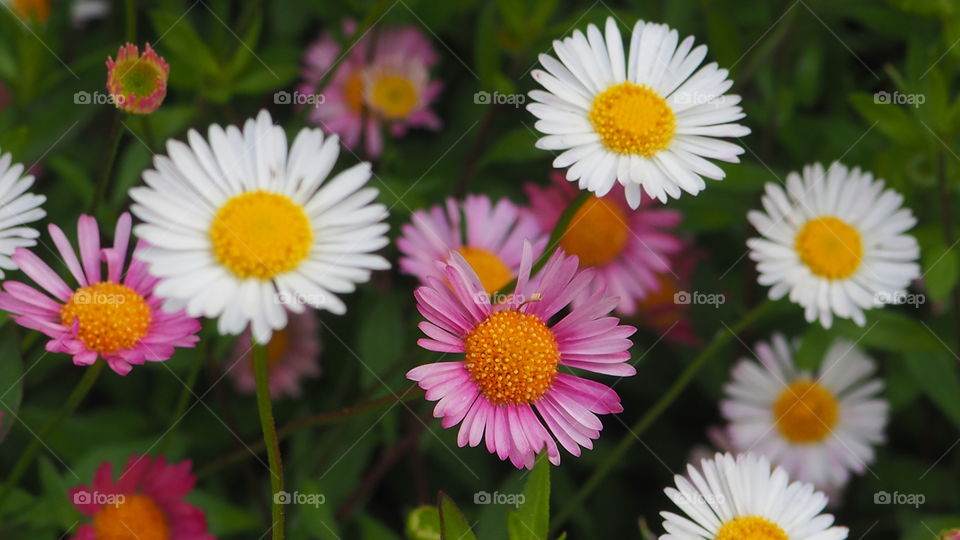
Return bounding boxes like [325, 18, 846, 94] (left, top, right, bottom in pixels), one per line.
[106, 42, 170, 115]
[299, 21, 442, 157]
[407, 242, 637, 469]
[525, 172, 683, 315]
[69, 454, 213, 540]
[0, 213, 201, 375]
[397, 194, 546, 295]
[226, 308, 322, 398]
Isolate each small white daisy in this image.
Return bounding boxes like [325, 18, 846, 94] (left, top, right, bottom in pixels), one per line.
[721, 334, 887, 494]
[660, 452, 848, 540]
[747, 161, 921, 328]
[0, 149, 46, 277]
[527, 17, 749, 207]
[130, 110, 390, 343]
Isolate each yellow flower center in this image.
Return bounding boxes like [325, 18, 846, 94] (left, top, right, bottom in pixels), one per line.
[345, 70, 365, 113]
[588, 81, 676, 156]
[368, 74, 418, 119]
[60, 283, 152, 354]
[560, 196, 629, 267]
[92, 494, 170, 540]
[794, 216, 862, 280]
[114, 58, 165, 99]
[464, 309, 559, 405]
[457, 246, 512, 295]
[715, 516, 789, 540]
[772, 379, 839, 444]
[209, 190, 313, 280]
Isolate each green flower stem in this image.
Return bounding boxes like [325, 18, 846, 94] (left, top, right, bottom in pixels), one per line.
[493, 189, 591, 300]
[550, 300, 774, 532]
[254, 343, 285, 540]
[91, 114, 123, 214]
[0, 360, 105, 512]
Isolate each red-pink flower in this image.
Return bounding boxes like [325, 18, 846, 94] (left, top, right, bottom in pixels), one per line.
[525, 171, 683, 315]
[69, 454, 213, 540]
[408, 243, 636, 469]
[0, 213, 201, 375]
[106, 42, 170, 114]
[299, 21, 442, 157]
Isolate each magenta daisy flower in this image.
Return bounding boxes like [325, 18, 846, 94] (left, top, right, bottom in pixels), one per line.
[226, 308, 322, 398]
[0, 213, 201, 375]
[397, 194, 546, 295]
[69, 454, 213, 540]
[407, 242, 636, 469]
[106, 42, 170, 115]
[525, 172, 683, 315]
[299, 21, 442, 157]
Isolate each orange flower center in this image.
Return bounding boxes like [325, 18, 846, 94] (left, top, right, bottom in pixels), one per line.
[464, 309, 559, 405]
[589, 81, 676, 156]
[456, 246, 512, 295]
[92, 494, 171, 540]
[772, 379, 839, 444]
[60, 283, 152, 354]
[715, 516, 788, 540]
[561, 196, 629, 267]
[794, 216, 862, 280]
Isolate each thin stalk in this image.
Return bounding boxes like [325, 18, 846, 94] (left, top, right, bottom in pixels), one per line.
[254, 343, 285, 540]
[91, 114, 123, 213]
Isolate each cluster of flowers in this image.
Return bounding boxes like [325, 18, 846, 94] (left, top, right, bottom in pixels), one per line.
[0, 14, 929, 540]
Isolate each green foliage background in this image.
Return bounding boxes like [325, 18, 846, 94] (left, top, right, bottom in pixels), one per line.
[1, 0, 960, 538]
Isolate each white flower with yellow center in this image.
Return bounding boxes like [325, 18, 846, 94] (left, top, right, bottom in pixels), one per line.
[660, 452, 848, 540]
[747, 162, 920, 328]
[130, 110, 390, 343]
[721, 334, 887, 494]
[528, 17, 749, 207]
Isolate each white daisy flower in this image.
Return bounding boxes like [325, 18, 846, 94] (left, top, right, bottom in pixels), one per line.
[721, 334, 887, 494]
[130, 110, 390, 343]
[660, 452, 848, 540]
[527, 17, 749, 207]
[747, 161, 920, 328]
[0, 149, 46, 277]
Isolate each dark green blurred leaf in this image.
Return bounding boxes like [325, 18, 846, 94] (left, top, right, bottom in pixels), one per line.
[438, 492, 478, 540]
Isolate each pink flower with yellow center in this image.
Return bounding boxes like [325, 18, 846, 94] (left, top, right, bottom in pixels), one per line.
[106, 42, 170, 115]
[226, 309, 322, 398]
[299, 21, 442, 157]
[525, 172, 683, 315]
[69, 454, 213, 540]
[397, 195, 546, 296]
[0, 213, 201, 375]
[408, 242, 636, 469]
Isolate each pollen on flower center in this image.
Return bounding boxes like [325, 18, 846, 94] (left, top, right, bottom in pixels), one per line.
[464, 309, 560, 405]
[92, 493, 171, 540]
[209, 190, 313, 280]
[773, 379, 839, 444]
[715, 516, 788, 540]
[794, 216, 863, 280]
[60, 282, 152, 354]
[588, 81, 676, 156]
[368, 74, 418, 119]
[561, 196, 629, 267]
[457, 246, 512, 295]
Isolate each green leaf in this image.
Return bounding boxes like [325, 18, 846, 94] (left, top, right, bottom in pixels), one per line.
[37, 457, 75, 529]
[406, 505, 442, 540]
[0, 326, 23, 444]
[794, 326, 832, 371]
[438, 492, 478, 540]
[508, 453, 550, 540]
[474, 3, 501, 90]
[356, 290, 407, 388]
[920, 235, 958, 304]
[903, 351, 960, 433]
[849, 92, 922, 145]
[297, 479, 341, 540]
[836, 310, 941, 352]
[150, 10, 220, 77]
[480, 128, 541, 166]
